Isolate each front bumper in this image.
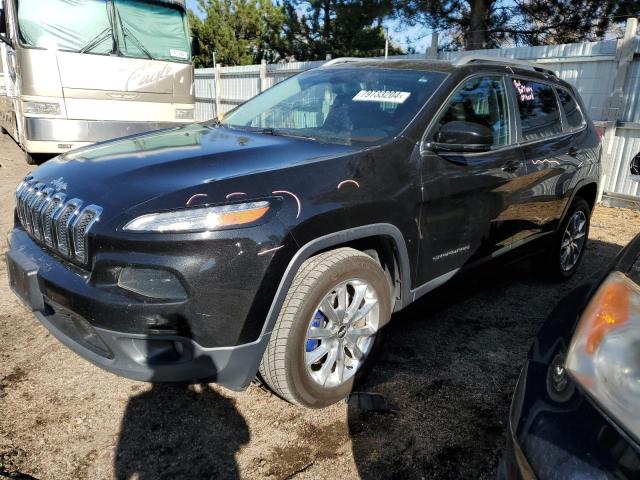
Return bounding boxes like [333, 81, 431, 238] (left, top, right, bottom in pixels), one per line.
[36, 304, 270, 388]
[24, 118, 189, 147]
[5, 224, 291, 390]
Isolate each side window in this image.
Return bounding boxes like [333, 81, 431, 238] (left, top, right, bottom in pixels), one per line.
[557, 88, 586, 131]
[435, 76, 510, 147]
[512, 78, 562, 141]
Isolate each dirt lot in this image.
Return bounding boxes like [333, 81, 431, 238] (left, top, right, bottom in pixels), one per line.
[1, 132, 639, 480]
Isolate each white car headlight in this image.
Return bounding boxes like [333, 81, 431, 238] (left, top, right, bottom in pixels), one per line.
[175, 108, 194, 120]
[123, 201, 270, 233]
[23, 101, 62, 116]
[565, 271, 640, 443]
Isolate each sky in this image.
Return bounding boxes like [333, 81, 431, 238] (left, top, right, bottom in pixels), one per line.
[185, 0, 435, 53]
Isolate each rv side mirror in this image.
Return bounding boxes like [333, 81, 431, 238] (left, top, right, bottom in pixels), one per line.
[631, 152, 640, 182]
[191, 37, 201, 57]
[0, 6, 6, 35]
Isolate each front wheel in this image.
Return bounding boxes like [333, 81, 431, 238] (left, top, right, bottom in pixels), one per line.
[259, 247, 391, 408]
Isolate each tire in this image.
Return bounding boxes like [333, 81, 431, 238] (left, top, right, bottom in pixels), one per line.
[539, 197, 591, 280]
[25, 152, 39, 165]
[25, 152, 51, 165]
[259, 247, 392, 408]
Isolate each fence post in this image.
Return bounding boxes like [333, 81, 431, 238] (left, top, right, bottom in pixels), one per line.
[214, 63, 222, 119]
[259, 59, 268, 93]
[599, 17, 638, 202]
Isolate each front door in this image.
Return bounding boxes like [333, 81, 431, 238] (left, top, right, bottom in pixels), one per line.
[417, 74, 528, 286]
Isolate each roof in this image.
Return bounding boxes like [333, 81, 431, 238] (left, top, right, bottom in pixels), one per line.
[323, 56, 560, 80]
[324, 58, 456, 74]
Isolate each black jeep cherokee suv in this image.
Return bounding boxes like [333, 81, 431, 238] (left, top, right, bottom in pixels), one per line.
[6, 56, 601, 407]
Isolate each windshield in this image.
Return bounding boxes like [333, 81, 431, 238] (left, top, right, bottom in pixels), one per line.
[17, 0, 191, 62]
[222, 67, 446, 146]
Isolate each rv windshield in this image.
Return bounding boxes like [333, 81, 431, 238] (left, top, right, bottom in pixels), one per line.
[17, 0, 191, 62]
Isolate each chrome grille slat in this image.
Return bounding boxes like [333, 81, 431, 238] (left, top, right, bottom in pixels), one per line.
[26, 184, 46, 236]
[30, 187, 52, 240]
[20, 185, 38, 232]
[42, 193, 66, 248]
[34, 188, 55, 241]
[72, 206, 102, 264]
[15, 177, 101, 268]
[55, 199, 82, 258]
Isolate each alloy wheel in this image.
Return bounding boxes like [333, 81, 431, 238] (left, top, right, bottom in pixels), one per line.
[560, 210, 587, 271]
[304, 278, 380, 388]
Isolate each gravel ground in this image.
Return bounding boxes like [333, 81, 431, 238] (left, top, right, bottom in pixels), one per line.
[1, 132, 639, 480]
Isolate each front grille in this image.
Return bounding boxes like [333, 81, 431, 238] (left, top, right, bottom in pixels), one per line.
[15, 178, 103, 267]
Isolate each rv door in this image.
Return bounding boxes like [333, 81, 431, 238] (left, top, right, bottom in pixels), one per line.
[0, 0, 20, 140]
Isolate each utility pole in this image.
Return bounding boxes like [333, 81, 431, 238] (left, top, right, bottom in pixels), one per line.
[384, 27, 389, 60]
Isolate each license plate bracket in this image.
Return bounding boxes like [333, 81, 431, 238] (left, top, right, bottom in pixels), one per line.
[6, 250, 44, 312]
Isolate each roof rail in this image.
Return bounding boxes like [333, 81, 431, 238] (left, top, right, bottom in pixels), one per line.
[452, 54, 557, 77]
[321, 57, 380, 67]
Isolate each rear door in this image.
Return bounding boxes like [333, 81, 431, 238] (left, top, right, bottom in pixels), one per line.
[509, 77, 581, 235]
[417, 74, 528, 286]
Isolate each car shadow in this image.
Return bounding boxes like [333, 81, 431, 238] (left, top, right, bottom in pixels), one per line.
[347, 239, 623, 479]
[114, 356, 249, 480]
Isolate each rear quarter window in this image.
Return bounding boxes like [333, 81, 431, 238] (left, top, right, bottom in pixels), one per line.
[557, 88, 586, 130]
[512, 79, 562, 142]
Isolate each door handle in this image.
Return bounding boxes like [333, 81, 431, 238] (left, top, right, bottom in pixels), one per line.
[502, 160, 521, 173]
[568, 146, 579, 157]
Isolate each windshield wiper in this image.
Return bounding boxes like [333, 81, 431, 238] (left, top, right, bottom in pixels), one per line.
[114, 6, 155, 60]
[78, 27, 113, 54]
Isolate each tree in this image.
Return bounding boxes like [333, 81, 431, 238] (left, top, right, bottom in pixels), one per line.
[514, 0, 640, 46]
[189, 0, 289, 67]
[289, 0, 401, 59]
[395, 0, 640, 50]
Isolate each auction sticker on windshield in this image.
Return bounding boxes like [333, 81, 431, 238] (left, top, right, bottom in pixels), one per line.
[353, 90, 411, 104]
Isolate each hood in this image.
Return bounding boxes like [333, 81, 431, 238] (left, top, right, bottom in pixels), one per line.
[28, 125, 356, 224]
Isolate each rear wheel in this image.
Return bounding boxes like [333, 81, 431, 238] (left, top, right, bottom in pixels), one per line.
[259, 247, 391, 408]
[24, 152, 51, 165]
[540, 197, 591, 280]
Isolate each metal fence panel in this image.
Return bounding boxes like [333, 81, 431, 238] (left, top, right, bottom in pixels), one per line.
[605, 127, 640, 197]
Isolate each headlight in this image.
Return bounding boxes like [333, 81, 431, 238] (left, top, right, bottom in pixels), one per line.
[123, 201, 270, 233]
[565, 271, 640, 442]
[23, 101, 62, 116]
[175, 108, 194, 120]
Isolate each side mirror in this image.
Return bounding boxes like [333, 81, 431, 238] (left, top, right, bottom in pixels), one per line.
[191, 37, 201, 57]
[0, 7, 12, 47]
[432, 121, 494, 153]
[0, 6, 6, 36]
[631, 152, 640, 182]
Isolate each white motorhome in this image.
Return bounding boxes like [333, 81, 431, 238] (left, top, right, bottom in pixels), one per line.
[0, 0, 195, 163]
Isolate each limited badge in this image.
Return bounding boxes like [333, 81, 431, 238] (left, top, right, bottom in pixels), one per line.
[352, 90, 411, 104]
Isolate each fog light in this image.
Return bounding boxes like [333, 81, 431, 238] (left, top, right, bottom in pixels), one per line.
[118, 267, 188, 300]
